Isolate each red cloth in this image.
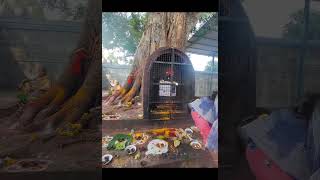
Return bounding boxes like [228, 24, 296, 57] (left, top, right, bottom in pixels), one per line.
[191, 110, 211, 144]
[246, 146, 294, 180]
[165, 68, 174, 76]
[127, 76, 134, 85]
[71, 49, 88, 75]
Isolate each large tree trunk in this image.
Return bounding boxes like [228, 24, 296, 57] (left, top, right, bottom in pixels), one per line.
[13, 0, 101, 133]
[106, 12, 199, 106]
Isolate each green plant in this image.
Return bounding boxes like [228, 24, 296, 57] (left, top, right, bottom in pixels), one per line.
[17, 93, 28, 104]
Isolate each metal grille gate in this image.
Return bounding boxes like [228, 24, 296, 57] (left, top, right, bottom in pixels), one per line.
[143, 47, 195, 120]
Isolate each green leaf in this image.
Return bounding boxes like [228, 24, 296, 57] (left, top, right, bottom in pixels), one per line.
[284, 9, 320, 40]
[102, 12, 147, 57]
[17, 93, 28, 104]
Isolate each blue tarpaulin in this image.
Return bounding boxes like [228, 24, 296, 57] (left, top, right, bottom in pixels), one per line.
[242, 104, 320, 180]
[189, 95, 218, 151]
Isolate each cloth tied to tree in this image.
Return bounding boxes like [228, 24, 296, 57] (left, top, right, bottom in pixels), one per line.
[71, 48, 89, 76]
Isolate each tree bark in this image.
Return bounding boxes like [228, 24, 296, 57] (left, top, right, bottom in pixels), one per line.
[14, 0, 101, 133]
[106, 12, 199, 105]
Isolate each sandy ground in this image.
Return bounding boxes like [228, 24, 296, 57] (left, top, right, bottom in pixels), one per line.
[0, 126, 101, 172]
[102, 90, 143, 120]
[102, 103, 143, 121]
[0, 91, 101, 172]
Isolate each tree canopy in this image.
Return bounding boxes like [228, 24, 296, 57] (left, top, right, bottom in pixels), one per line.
[0, 0, 87, 21]
[205, 60, 218, 72]
[102, 12, 218, 61]
[102, 12, 147, 56]
[283, 9, 320, 40]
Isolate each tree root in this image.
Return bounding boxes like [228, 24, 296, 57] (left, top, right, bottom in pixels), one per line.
[22, 87, 92, 134]
[105, 73, 142, 106]
[16, 86, 59, 127]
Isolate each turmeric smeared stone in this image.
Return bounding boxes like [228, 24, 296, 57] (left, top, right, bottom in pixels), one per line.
[56, 123, 82, 137]
[148, 128, 177, 137]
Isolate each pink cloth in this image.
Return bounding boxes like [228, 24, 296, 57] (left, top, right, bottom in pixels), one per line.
[246, 147, 294, 180]
[191, 110, 211, 144]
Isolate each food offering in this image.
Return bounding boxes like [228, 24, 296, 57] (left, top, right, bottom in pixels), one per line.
[102, 126, 206, 168]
